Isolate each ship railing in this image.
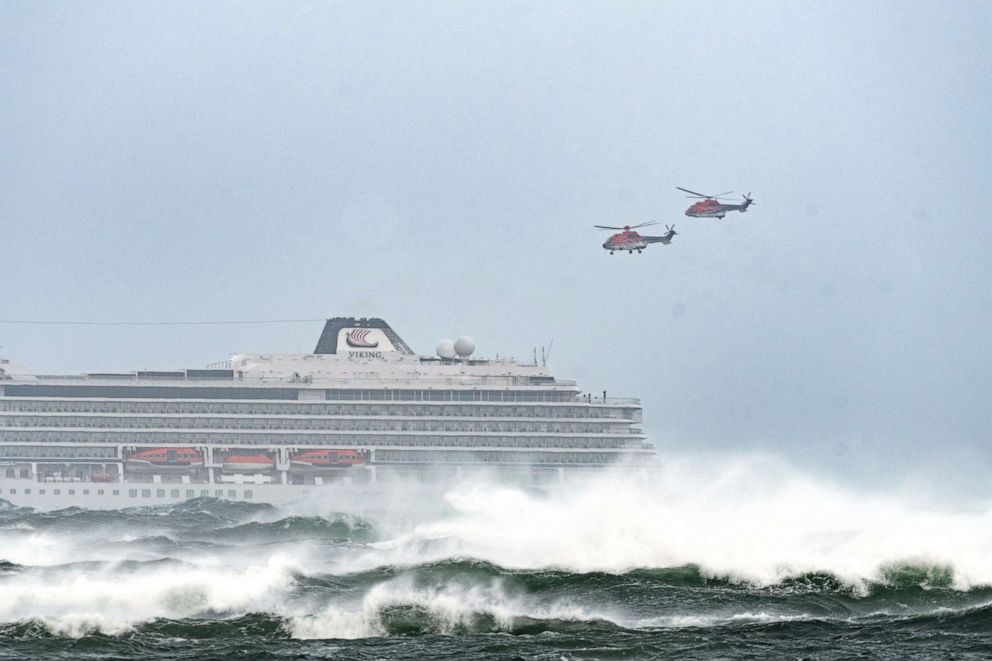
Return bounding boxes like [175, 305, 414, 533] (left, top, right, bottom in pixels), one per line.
[569, 396, 641, 405]
[28, 373, 578, 388]
[279, 376, 569, 388]
[0, 434, 649, 453]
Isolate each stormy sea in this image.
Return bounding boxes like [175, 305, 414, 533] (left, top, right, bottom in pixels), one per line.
[1, 457, 990, 660]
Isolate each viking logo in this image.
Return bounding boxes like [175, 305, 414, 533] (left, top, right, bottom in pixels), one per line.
[346, 328, 379, 348]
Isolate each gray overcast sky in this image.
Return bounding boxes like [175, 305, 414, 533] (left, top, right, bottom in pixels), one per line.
[1, 1, 990, 489]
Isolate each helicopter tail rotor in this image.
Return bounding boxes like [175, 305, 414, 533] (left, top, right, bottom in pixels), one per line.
[741, 193, 755, 211]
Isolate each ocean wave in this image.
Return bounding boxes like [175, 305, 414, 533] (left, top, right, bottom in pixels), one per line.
[331, 459, 992, 591]
[0, 498, 275, 539]
[179, 514, 375, 545]
[3, 458, 992, 647]
[1, 555, 991, 643]
[288, 572, 626, 639]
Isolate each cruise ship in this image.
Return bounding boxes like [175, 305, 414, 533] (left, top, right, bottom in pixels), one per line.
[0, 318, 654, 509]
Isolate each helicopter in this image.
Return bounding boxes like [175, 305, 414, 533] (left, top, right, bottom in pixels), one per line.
[595, 222, 678, 254]
[677, 187, 755, 218]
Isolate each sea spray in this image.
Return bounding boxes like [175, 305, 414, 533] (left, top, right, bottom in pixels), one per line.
[336, 455, 992, 589]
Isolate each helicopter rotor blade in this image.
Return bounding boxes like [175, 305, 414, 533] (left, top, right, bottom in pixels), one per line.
[678, 186, 735, 199]
[593, 225, 627, 230]
[629, 221, 660, 229]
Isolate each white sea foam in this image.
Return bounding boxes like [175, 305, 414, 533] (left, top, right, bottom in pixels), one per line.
[336, 454, 992, 589]
[0, 553, 301, 636]
[637, 611, 813, 629]
[289, 574, 612, 639]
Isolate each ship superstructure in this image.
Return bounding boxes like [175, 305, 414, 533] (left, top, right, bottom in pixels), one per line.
[0, 318, 653, 508]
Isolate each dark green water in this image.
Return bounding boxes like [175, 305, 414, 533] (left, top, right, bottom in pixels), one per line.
[0, 494, 990, 660]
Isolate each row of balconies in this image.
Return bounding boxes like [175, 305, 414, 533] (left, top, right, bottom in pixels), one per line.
[0, 416, 634, 434]
[0, 434, 651, 455]
[0, 398, 641, 418]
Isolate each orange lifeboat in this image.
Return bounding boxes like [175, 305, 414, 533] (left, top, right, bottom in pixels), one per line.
[290, 449, 366, 469]
[126, 447, 204, 469]
[222, 452, 276, 472]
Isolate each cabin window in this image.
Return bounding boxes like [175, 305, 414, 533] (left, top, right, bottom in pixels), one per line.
[186, 490, 195, 498]
[156, 489, 165, 498]
[8, 489, 14, 495]
[171, 490, 180, 498]
[68, 490, 75, 495]
[141, 489, 151, 498]
[82, 490, 89, 495]
[129, 489, 137, 497]
[97, 490, 104, 496]
[244, 490, 253, 499]
[227, 490, 236, 499]
[54, 489, 60, 495]
[39, 489, 46, 495]
[113, 490, 119, 496]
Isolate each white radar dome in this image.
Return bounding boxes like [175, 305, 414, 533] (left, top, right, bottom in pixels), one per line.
[436, 339, 456, 359]
[454, 336, 475, 357]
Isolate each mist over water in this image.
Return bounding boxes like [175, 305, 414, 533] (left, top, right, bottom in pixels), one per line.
[1, 456, 990, 658]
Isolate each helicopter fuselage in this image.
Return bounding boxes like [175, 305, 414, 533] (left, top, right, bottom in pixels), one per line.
[684, 199, 751, 218]
[602, 229, 676, 253]
[603, 233, 648, 253]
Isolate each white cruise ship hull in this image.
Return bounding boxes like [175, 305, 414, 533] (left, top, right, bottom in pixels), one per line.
[0, 465, 633, 511]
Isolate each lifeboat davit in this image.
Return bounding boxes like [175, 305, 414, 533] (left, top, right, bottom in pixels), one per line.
[126, 447, 204, 469]
[222, 452, 276, 472]
[290, 449, 365, 469]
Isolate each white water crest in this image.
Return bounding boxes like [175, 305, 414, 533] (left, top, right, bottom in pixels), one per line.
[344, 454, 992, 589]
[0, 554, 301, 636]
[289, 574, 614, 640]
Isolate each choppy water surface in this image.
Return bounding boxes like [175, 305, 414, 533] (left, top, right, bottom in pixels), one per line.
[1, 457, 991, 660]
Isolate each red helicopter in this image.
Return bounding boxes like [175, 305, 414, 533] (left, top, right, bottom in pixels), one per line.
[595, 221, 677, 254]
[677, 187, 755, 218]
